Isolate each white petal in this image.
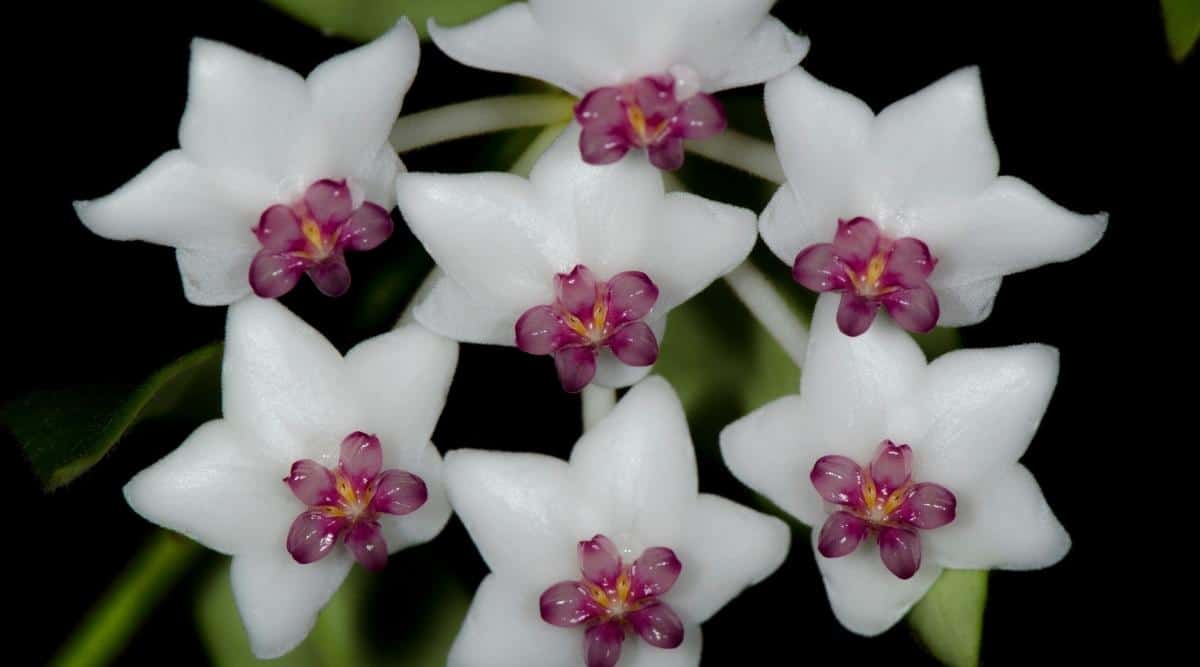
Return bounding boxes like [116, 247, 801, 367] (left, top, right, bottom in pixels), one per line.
[699, 16, 810, 91]
[622, 625, 702, 667]
[868, 67, 999, 214]
[932, 276, 1001, 327]
[344, 324, 458, 447]
[444, 450, 582, 586]
[447, 574, 577, 667]
[74, 150, 268, 250]
[762, 69, 873, 263]
[179, 39, 310, 181]
[592, 316, 666, 389]
[669, 494, 789, 623]
[925, 464, 1070, 570]
[230, 548, 354, 659]
[568, 377, 697, 544]
[123, 420, 294, 555]
[222, 299, 362, 466]
[303, 20, 418, 196]
[396, 170, 558, 322]
[639, 192, 757, 311]
[921, 176, 1107, 316]
[378, 441, 453, 553]
[812, 532, 941, 636]
[800, 294, 926, 461]
[175, 245, 256, 306]
[412, 270, 517, 346]
[533, 126, 664, 275]
[719, 395, 826, 527]
[902, 344, 1059, 490]
[429, 5, 585, 95]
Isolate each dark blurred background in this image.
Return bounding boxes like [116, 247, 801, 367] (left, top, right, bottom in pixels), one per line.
[8, 1, 1191, 664]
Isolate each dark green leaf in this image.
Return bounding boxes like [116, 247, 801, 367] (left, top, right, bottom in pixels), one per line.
[908, 569, 989, 667]
[1162, 0, 1200, 62]
[3, 343, 223, 491]
[264, 0, 512, 42]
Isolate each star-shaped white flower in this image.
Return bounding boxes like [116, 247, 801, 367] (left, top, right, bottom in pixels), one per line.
[395, 125, 757, 392]
[430, 1, 808, 171]
[445, 376, 789, 667]
[75, 21, 419, 305]
[720, 294, 1071, 636]
[761, 67, 1107, 336]
[124, 298, 457, 658]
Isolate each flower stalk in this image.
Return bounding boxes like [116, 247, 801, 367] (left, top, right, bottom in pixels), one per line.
[722, 262, 809, 367]
[390, 94, 576, 154]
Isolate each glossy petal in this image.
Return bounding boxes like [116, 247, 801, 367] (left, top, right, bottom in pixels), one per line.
[792, 243, 844, 292]
[444, 451, 580, 586]
[831, 217, 881, 268]
[877, 527, 922, 579]
[555, 346, 599, 393]
[579, 534, 622, 588]
[517, 305, 572, 355]
[304, 179, 354, 225]
[761, 69, 874, 264]
[255, 205, 304, 252]
[676, 94, 727, 139]
[669, 494, 789, 623]
[817, 511, 870, 558]
[376, 442, 452, 554]
[580, 125, 632, 165]
[628, 547, 682, 602]
[891, 483, 956, 530]
[308, 258, 351, 297]
[924, 464, 1069, 570]
[179, 39, 308, 180]
[123, 420, 296, 555]
[884, 237, 936, 287]
[647, 138, 685, 171]
[249, 252, 307, 299]
[606, 271, 659, 325]
[540, 581, 605, 626]
[556, 265, 599, 320]
[338, 432, 382, 491]
[882, 284, 939, 333]
[869, 441, 912, 498]
[621, 626, 702, 667]
[607, 322, 659, 367]
[591, 317, 666, 389]
[286, 510, 348, 564]
[284, 459, 338, 506]
[339, 203, 393, 252]
[810, 456, 865, 508]
[230, 548, 353, 659]
[569, 377, 697, 542]
[371, 469, 428, 516]
[346, 521, 388, 571]
[628, 602, 684, 649]
[836, 291, 878, 337]
[811, 530, 941, 636]
[585, 621, 625, 667]
[448, 574, 579, 667]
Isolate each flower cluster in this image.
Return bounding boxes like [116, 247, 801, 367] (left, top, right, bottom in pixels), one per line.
[76, 1, 1105, 664]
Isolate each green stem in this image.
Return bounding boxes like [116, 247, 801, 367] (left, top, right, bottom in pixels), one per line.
[509, 121, 570, 177]
[723, 262, 809, 367]
[52, 531, 201, 667]
[390, 94, 576, 153]
[686, 130, 786, 183]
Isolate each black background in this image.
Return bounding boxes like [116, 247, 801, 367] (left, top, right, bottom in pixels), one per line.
[8, 1, 1189, 664]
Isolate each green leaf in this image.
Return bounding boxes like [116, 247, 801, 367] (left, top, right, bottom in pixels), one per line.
[264, 0, 512, 42]
[908, 569, 989, 667]
[3, 343, 223, 491]
[1163, 0, 1200, 62]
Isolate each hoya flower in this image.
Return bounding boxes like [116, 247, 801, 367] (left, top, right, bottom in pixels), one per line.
[124, 298, 456, 657]
[445, 377, 789, 667]
[430, 0, 809, 169]
[720, 295, 1071, 635]
[74, 21, 419, 304]
[396, 125, 757, 393]
[760, 67, 1107, 335]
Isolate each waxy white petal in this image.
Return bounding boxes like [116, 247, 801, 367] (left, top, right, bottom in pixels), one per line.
[378, 441, 453, 554]
[175, 244, 257, 306]
[413, 270, 518, 346]
[448, 574, 581, 667]
[705, 16, 810, 91]
[231, 548, 354, 659]
[591, 316, 666, 388]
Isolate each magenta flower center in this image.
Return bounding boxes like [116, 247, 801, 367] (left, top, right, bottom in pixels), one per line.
[810, 440, 957, 580]
[250, 179, 393, 299]
[792, 217, 939, 336]
[283, 431, 427, 571]
[575, 68, 727, 171]
[540, 535, 685, 667]
[515, 264, 660, 393]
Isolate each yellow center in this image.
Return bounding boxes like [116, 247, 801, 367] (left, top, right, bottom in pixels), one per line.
[626, 105, 670, 145]
[587, 572, 640, 616]
[300, 218, 334, 261]
[846, 252, 897, 298]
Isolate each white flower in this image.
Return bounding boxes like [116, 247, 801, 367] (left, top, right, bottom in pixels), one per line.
[445, 376, 790, 667]
[123, 298, 457, 658]
[75, 21, 419, 304]
[761, 67, 1107, 334]
[720, 294, 1071, 636]
[429, 0, 809, 97]
[395, 125, 757, 392]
